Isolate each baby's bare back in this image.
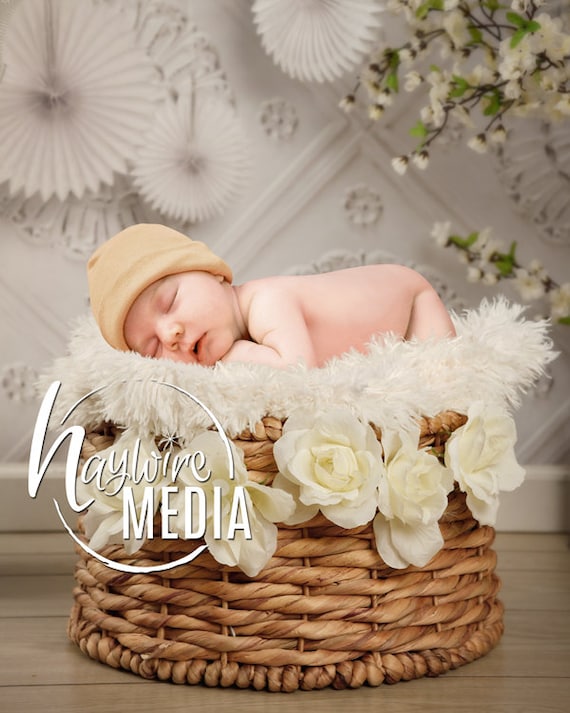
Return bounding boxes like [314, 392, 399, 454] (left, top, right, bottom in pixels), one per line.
[235, 264, 454, 367]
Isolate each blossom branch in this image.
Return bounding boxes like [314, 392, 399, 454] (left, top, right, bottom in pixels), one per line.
[340, 0, 570, 173]
[431, 221, 570, 324]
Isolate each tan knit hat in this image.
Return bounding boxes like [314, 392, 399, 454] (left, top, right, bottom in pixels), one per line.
[87, 223, 232, 351]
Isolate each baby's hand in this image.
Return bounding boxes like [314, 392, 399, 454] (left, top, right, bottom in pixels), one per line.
[220, 340, 292, 368]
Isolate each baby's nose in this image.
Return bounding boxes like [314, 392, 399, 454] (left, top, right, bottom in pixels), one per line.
[159, 321, 183, 350]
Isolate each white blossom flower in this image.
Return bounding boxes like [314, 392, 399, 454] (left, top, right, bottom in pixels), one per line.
[77, 431, 163, 555]
[467, 64, 496, 86]
[444, 0, 460, 11]
[528, 14, 570, 62]
[482, 271, 499, 286]
[553, 96, 570, 117]
[479, 236, 505, 263]
[451, 105, 475, 128]
[391, 155, 409, 175]
[548, 283, 570, 321]
[377, 89, 393, 107]
[468, 133, 488, 153]
[504, 79, 522, 100]
[490, 125, 507, 144]
[404, 70, 423, 92]
[513, 268, 546, 301]
[467, 266, 483, 282]
[339, 95, 356, 113]
[443, 10, 472, 49]
[528, 259, 548, 280]
[474, 227, 493, 250]
[431, 220, 452, 246]
[420, 105, 435, 124]
[412, 150, 430, 170]
[373, 428, 454, 569]
[399, 48, 416, 65]
[444, 402, 525, 526]
[273, 410, 383, 529]
[169, 432, 295, 577]
[368, 103, 385, 120]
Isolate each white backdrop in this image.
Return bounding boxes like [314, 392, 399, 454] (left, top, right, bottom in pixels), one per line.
[0, 0, 568, 531]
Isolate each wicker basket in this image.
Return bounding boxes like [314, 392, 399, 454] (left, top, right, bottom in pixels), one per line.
[68, 411, 504, 692]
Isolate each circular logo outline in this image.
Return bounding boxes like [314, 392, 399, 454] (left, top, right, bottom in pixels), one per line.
[54, 380, 235, 574]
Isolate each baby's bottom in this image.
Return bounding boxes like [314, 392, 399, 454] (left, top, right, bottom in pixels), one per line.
[405, 289, 456, 340]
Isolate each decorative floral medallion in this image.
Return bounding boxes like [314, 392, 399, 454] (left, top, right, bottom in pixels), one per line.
[343, 183, 383, 226]
[258, 98, 299, 141]
[1, 362, 38, 402]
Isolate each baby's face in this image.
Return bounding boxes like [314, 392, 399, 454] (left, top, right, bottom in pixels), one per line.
[123, 271, 239, 366]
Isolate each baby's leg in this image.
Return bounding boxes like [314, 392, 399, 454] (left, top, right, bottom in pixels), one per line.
[405, 288, 456, 340]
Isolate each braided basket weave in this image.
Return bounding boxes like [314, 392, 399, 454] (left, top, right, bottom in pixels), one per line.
[68, 410, 504, 692]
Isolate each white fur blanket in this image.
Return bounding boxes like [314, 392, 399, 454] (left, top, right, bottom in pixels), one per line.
[40, 298, 557, 440]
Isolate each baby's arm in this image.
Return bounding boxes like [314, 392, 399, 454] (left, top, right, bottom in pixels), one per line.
[221, 288, 317, 368]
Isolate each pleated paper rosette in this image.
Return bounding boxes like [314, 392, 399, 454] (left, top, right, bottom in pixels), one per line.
[131, 93, 249, 224]
[252, 0, 383, 83]
[0, 0, 159, 202]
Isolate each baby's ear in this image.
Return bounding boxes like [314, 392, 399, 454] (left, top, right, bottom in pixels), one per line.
[216, 274, 225, 283]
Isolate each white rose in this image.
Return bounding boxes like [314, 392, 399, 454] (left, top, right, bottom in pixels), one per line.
[77, 431, 162, 555]
[169, 431, 295, 577]
[273, 410, 383, 529]
[373, 428, 454, 569]
[444, 401, 525, 526]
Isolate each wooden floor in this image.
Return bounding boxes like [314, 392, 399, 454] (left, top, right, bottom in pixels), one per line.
[0, 532, 569, 713]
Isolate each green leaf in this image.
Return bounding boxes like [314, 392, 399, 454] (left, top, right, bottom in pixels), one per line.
[409, 120, 428, 140]
[527, 20, 541, 33]
[386, 72, 399, 92]
[493, 247, 516, 276]
[483, 91, 502, 116]
[506, 11, 526, 27]
[510, 28, 527, 48]
[415, 0, 443, 19]
[449, 232, 479, 250]
[484, 0, 500, 11]
[468, 27, 483, 45]
[558, 316, 570, 325]
[449, 75, 470, 98]
[388, 52, 400, 71]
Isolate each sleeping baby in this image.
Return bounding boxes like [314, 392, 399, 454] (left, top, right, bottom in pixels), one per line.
[87, 224, 456, 369]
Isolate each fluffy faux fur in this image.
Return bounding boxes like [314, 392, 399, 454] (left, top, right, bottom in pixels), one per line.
[39, 298, 557, 441]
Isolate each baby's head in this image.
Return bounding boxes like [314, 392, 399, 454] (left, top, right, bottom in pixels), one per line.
[88, 224, 233, 363]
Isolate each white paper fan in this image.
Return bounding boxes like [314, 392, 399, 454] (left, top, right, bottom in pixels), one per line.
[252, 0, 383, 83]
[131, 93, 249, 223]
[0, 0, 159, 201]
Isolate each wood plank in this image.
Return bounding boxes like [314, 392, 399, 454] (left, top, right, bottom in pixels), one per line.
[0, 576, 74, 617]
[0, 617, 143, 687]
[499, 570, 570, 611]
[0, 532, 73, 556]
[0, 677, 568, 713]
[497, 549, 570, 573]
